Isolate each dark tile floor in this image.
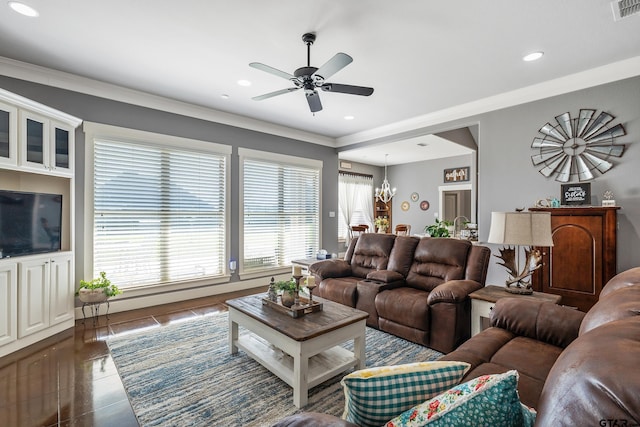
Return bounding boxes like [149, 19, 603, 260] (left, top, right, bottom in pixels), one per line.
[0, 287, 261, 427]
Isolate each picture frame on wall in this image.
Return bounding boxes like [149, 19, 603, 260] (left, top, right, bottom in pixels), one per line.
[443, 167, 470, 183]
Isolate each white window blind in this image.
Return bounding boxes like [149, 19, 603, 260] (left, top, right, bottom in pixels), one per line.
[241, 152, 320, 274]
[93, 139, 227, 288]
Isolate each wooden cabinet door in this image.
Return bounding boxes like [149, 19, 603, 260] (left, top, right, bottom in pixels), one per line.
[532, 207, 618, 312]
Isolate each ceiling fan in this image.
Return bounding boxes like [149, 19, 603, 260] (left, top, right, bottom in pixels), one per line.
[249, 33, 374, 113]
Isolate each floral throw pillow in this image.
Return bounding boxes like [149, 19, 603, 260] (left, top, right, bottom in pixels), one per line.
[385, 370, 536, 427]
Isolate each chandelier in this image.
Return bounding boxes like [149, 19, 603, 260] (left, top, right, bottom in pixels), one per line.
[375, 154, 396, 203]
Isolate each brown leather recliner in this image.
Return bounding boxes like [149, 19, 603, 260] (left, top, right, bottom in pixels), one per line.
[310, 233, 491, 353]
[273, 267, 640, 426]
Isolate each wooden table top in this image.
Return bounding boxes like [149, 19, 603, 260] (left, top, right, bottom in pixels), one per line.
[226, 294, 368, 342]
[469, 285, 562, 304]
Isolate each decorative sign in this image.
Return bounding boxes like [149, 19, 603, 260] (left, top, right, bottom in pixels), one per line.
[444, 167, 470, 183]
[561, 183, 591, 205]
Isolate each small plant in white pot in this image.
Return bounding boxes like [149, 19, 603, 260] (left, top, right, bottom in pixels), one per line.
[77, 271, 122, 303]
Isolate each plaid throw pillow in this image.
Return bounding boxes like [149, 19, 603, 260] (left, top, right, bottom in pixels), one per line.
[340, 361, 470, 427]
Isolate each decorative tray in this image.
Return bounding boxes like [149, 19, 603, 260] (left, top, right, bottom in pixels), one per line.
[262, 296, 323, 318]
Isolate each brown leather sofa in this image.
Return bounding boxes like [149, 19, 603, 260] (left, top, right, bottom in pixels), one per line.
[274, 267, 640, 427]
[310, 233, 491, 353]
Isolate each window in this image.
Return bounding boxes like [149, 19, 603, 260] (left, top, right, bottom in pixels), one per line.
[338, 172, 374, 242]
[85, 123, 230, 289]
[240, 148, 321, 277]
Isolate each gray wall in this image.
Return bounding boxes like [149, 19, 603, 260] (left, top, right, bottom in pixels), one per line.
[478, 75, 640, 284]
[2, 73, 639, 289]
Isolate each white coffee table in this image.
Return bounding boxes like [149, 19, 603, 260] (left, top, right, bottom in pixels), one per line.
[226, 294, 368, 407]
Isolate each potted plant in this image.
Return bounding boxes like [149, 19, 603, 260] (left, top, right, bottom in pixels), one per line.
[77, 271, 122, 303]
[374, 216, 389, 233]
[274, 279, 297, 307]
[425, 218, 454, 238]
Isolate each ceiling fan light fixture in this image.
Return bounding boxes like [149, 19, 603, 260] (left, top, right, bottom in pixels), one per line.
[8, 1, 39, 17]
[523, 51, 544, 62]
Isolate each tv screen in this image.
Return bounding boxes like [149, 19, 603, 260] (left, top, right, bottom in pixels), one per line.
[0, 190, 63, 258]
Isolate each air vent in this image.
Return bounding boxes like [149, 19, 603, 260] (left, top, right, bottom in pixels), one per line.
[611, 0, 640, 21]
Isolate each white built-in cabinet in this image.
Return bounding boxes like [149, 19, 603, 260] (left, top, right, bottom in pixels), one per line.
[0, 88, 81, 358]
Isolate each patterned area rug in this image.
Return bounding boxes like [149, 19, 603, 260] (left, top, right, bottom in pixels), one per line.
[107, 311, 443, 427]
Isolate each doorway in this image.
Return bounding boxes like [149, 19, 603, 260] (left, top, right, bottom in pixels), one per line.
[439, 184, 472, 223]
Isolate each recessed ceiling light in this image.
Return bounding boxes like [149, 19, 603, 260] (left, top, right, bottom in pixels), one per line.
[344, 115, 355, 120]
[8, 1, 39, 17]
[220, 94, 230, 99]
[237, 80, 251, 87]
[523, 51, 544, 62]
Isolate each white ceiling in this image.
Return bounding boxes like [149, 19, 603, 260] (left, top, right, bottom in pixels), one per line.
[1, 1, 639, 166]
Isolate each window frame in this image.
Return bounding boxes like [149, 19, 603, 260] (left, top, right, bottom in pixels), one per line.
[238, 147, 322, 280]
[83, 122, 232, 295]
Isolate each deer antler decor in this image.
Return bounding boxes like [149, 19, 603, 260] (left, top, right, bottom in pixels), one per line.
[487, 212, 554, 295]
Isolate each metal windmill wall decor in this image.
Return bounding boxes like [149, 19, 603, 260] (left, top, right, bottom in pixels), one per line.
[530, 109, 626, 182]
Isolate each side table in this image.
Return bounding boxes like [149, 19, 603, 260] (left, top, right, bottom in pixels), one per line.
[469, 285, 562, 336]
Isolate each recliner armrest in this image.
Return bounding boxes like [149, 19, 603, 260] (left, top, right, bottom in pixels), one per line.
[366, 269, 404, 284]
[427, 280, 483, 305]
[309, 259, 352, 280]
[491, 298, 585, 348]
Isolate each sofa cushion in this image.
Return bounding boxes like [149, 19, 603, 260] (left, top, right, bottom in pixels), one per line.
[340, 361, 470, 427]
[387, 236, 420, 276]
[491, 298, 584, 348]
[376, 287, 430, 330]
[386, 370, 534, 427]
[579, 284, 640, 335]
[405, 239, 471, 292]
[317, 277, 358, 307]
[350, 233, 397, 278]
[599, 266, 640, 297]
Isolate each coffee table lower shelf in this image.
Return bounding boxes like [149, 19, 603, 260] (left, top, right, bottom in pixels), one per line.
[235, 333, 358, 391]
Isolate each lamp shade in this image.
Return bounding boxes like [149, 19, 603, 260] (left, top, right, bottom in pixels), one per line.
[487, 212, 554, 247]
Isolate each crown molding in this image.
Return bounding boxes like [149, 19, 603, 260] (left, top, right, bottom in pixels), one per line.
[0, 86, 82, 127]
[336, 55, 640, 147]
[0, 56, 335, 147]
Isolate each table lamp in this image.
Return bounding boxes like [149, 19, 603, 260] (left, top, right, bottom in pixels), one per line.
[487, 211, 554, 294]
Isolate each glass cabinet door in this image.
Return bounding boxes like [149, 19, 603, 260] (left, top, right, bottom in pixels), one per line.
[26, 117, 45, 165]
[0, 102, 18, 166]
[53, 127, 69, 169]
[0, 109, 9, 159]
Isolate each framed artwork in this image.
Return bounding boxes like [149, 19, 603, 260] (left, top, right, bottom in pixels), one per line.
[561, 183, 591, 205]
[420, 200, 430, 211]
[410, 192, 419, 202]
[401, 201, 410, 211]
[443, 167, 470, 183]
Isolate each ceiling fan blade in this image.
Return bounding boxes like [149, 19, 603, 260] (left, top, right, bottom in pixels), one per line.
[321, 83, 374, 96]
[252, 87, 299, 101]
[249, 62, 295, 80]
[314, 53, 353, 80]
[306, 91, 322, 112]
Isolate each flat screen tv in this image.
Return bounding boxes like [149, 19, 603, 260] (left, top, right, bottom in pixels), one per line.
[0, 190, 63, 258]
